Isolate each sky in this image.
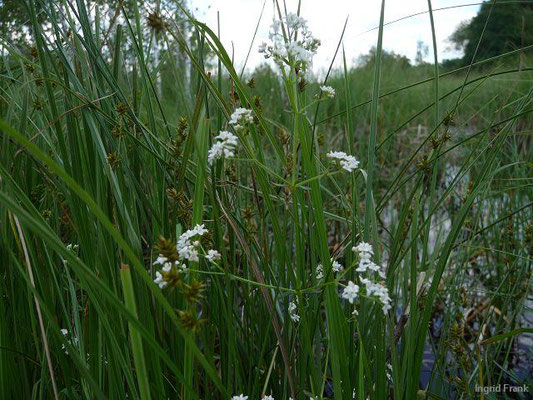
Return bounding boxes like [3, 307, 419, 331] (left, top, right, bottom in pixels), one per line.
[190, 0, 480, 74]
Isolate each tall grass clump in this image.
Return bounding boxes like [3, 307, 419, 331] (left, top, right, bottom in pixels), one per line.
[0, 1, 532, 399]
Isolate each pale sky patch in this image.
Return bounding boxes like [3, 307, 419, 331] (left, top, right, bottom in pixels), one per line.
[191, 0, 479, 74]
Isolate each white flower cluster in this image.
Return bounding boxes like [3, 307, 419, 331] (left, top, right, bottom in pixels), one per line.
[66, 243, 79, 252]
[62, 243, 79, 266]
[320, 85, 336, 98]
[386, 362, 393, 382]
[229, 107, 253, 133]
[177, 224, 208, 262]
[207, 107, 253, 165]
[232, 395, 248, 400]
[341, 280, 360, 304]
[360, 277, 392, 314]
[153, 256, 186, 289]
[288, 300, 300, 323]
[332, 260, 343, 273]
[353, 242, 385, 279]
[259, 13, 320, 72]
[153, 224, 222, 289]
[60, 328, 79, 355]
[316, 264, 323, 279]
[326, 151, 360, 173]
[316, 258, 343, 280]
[205, 249, 221, 262]
[350, 242, 392, 314]
[207, 131, 238, 166]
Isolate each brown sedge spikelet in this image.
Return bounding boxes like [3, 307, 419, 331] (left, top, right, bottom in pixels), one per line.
[106, 152, 121, 169]
[183, 279, 205, 304]
[155, 236, 179, 264]
[177, 310, 204, 333]
[147, 11, 167, 35]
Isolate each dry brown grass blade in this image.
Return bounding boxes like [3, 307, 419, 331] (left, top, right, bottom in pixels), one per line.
[12, 214, 60, 400]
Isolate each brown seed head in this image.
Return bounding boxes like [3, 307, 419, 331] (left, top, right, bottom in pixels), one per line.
[147, 12, 167, 35]
[155, 236, 179, 263]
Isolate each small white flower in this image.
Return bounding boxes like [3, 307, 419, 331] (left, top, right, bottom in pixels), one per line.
[205, 249, 221, 262]
[262, 396, 274, 400]
[317, 258, 343, 279]
[332, 260, 344, 273]
[229, 108, 253, 130]
[154, 271, 168, 289]
[327, 151, 359, 173]
[353, 242, 373, 255]
[192, 224, 208, 236]
[356, 258, 376, 273]
[288, 301, 300, 323]
[154, 255, 168, 265]
[386, 362, 393, 382]
[60, 328, 78, 355]
[367, 262, 381, 272]
[341, 281, 359, 304]
[258, 42, 268, 53]
[316, 264, 323, 280]
[360, 277, 371, 286]
[208, 131, 239, 165]
[320, 85, 335, 98]
[232, 395, 248, 400]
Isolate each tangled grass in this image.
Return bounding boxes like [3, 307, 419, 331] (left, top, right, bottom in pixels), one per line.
[0, 1, 532, 399]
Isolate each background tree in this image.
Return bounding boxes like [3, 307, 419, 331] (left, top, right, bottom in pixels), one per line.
[449, 0, 533, 65]
[415, 40, 429, 65]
